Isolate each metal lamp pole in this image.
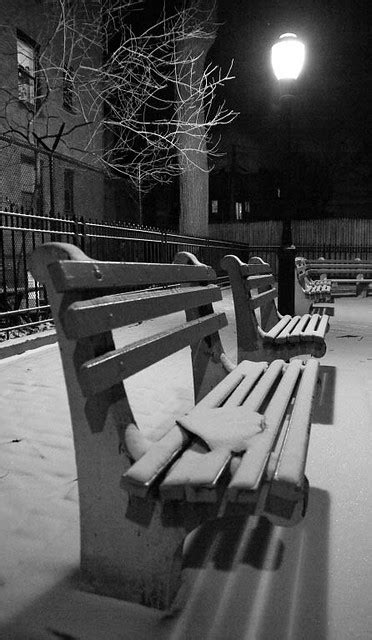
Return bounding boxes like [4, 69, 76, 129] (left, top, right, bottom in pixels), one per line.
[271, 33, 305, 315]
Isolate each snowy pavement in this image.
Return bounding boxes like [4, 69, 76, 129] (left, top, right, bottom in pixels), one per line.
[0, 291, 371, 640]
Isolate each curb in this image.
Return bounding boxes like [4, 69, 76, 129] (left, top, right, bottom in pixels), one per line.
[0, 329, 57, 359]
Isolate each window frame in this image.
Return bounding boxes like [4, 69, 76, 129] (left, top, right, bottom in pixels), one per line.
[17, 30, 37, 107]
[235, 201, 243, 221]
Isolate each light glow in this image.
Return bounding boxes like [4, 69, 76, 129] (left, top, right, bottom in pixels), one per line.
[271, 33, 305, 80]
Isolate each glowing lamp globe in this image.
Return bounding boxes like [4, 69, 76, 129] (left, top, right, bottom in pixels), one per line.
[271, 33, 305, 80]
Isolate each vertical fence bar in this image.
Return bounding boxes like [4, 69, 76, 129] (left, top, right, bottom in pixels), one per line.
[22, 229, 28, 308]
[80, 216, 86, 252]
[10, 213, 18, 310]
[0, 219, 7, 310]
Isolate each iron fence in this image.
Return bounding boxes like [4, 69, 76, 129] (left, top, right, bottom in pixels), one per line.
[3, 208, 370, 340]
[0, 208, 251, 339]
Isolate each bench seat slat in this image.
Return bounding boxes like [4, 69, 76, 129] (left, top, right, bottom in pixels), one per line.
[300, 313, 328, 341]
[310, 314, 329, 340]
[227, 360, 303, 501]
[271, 358, 319, 492]
[121, 426, 189, 498]
[311, 302, 335, 314]
[160, 449, 232, 502]
[192, 360, 268, 412]
[222, 363, 272, 407]
[64, 284, 222, 338]
[79, 312, 228, 396]
[275, 316, 302, 343]
[287, 314, 312, 342]
[262, 315, 292, 342]
[49, 260, 217, 292]
[240, 359, 285, 412]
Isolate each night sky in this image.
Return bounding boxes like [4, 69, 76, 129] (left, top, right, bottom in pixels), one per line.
[211, 0, 371, 155]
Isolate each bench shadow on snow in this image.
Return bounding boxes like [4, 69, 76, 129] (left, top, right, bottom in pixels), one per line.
[2, 488, 330, 640]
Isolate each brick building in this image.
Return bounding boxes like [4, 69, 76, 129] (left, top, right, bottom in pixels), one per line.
[0, 0, 135, 222]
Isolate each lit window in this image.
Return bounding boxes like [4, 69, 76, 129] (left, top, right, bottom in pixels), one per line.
[17, 35, 35, 104]
[235, 202, 243, 220]
[211, 199, 218, 214]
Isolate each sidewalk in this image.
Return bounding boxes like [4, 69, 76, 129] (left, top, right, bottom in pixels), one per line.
[0, 291, 371, 640]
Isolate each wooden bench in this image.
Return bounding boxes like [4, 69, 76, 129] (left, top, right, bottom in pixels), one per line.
[295, 256, 335, 317]
[305, 257, 372, 297]
[30, 242, 321, 610]
[221, 254, 330, 363]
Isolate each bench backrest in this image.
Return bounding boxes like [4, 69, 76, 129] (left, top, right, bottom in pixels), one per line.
[301, 257, 372, 277]
[221, 254, 279, 352]
[30, 243, 229, 468]
[295, 256, 313, 289]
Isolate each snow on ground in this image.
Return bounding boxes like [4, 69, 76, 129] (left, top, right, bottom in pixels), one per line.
[0, 291, 371, 640]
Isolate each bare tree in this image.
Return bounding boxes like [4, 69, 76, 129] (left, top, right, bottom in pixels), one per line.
[0, 0, 235, 232]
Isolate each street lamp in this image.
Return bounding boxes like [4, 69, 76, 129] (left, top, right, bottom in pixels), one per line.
[271, 33, 305, 315]
[271, 33, 305, 83]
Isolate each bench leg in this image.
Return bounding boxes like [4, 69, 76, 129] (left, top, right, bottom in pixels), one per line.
[264, 476, 310, 527]
[79, 496, 206, 610]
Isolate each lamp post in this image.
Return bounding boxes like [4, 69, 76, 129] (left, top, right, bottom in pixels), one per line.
[271, 33, 305, 315]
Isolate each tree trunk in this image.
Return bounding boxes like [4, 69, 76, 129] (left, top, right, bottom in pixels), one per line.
[177, 1, 217, 237]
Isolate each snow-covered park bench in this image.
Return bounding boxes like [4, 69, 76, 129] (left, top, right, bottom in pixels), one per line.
[304, 256, 372, 297]
[30, 243, 320, 610]
[221, 254, 330, 363]
[294, 256, 335, 316]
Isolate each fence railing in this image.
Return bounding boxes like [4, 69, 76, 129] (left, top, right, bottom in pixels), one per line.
[3, 209, 371, 340]
[0, 209, 251, 339]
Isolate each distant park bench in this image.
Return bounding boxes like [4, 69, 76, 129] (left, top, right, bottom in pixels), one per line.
[221, 254, 330, 363]
[30, 243, 321, 610]
[304, 257, 372, 297]
[294, 256, 335, 317]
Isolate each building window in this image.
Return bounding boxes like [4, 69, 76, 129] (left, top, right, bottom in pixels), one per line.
[63, 67, 74, 112]
[17, 33, 36, 104]
[235, 202, 243, 221]
[211, 199, 218, 214]
[64, 169, 74, 214]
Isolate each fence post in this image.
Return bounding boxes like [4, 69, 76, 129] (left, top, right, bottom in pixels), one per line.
[0, 222, 7, 311]
[162, 230, 168, 263]
[80, 216, 86, 252]
[73, 214, 80, 247]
